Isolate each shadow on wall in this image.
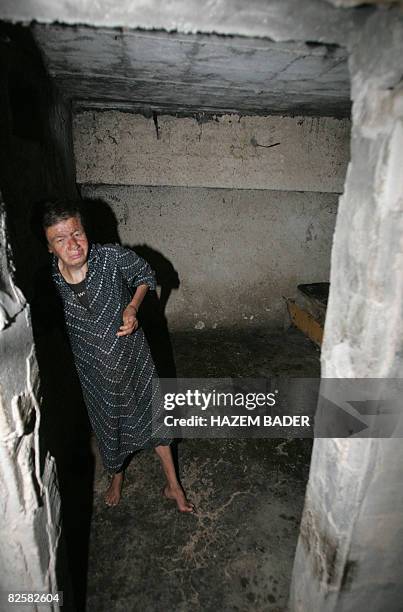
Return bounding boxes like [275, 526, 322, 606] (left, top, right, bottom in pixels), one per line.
[81, 197, 185, 491]
[82, 197, 178, 378]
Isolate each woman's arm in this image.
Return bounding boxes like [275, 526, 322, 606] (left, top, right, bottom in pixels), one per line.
[117, 283, 149, 337]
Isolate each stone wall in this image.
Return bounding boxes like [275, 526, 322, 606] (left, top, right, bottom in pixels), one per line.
[0, 196, 61, 601]
[290, 9, 403, 612]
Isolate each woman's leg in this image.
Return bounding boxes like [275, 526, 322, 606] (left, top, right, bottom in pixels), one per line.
[104, 470, 124, 507]
[155, 444, 195, 513]
[104, 453, 134, 506]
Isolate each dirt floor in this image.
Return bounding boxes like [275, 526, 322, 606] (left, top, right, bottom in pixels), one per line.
[85, 327, 320, 612]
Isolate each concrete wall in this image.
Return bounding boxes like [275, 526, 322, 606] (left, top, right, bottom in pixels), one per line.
[80, 183, 338, 330]
[75, 112, 350, 193]
[75, 112, 349, 330]
[290, 9, 403, 612]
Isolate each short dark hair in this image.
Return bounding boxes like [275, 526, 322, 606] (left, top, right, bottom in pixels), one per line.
[40, 199, 85, 233]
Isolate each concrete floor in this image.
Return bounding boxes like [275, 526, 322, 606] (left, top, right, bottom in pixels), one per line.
[86, 327, 320, 612]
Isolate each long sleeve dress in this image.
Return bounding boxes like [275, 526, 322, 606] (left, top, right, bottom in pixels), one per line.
[52, 242, 170, 472]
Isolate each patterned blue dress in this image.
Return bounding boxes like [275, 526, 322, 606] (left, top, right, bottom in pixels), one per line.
[52, 243, 170, 472]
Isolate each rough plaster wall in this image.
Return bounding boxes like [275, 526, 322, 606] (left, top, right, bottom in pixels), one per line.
[0, 197, 61, 602]
[76, 112, 347, 329]
[290, 9, 403, 612]
[74, 112, 350, 193]
[80, 183, 338, 330]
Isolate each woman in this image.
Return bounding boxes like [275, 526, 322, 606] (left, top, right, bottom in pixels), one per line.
[42, 199, 194, 511]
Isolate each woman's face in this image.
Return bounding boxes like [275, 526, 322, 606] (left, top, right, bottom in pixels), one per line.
[46, 215, 89, 270]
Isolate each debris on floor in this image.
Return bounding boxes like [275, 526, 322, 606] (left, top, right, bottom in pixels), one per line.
[86, 327, 319, 612]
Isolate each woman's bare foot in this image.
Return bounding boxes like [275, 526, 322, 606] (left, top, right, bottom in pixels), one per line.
[105, 472, 124, 507]
[162, 484, 196, 513]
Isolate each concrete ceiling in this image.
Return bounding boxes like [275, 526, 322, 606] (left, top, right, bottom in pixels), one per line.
[33, 24, 351, 117]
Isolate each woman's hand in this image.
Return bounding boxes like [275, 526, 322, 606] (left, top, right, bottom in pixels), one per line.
[117, 304, 139, 337]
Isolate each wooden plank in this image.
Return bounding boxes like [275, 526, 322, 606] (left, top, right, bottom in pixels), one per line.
[286, 298, 324, 346]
